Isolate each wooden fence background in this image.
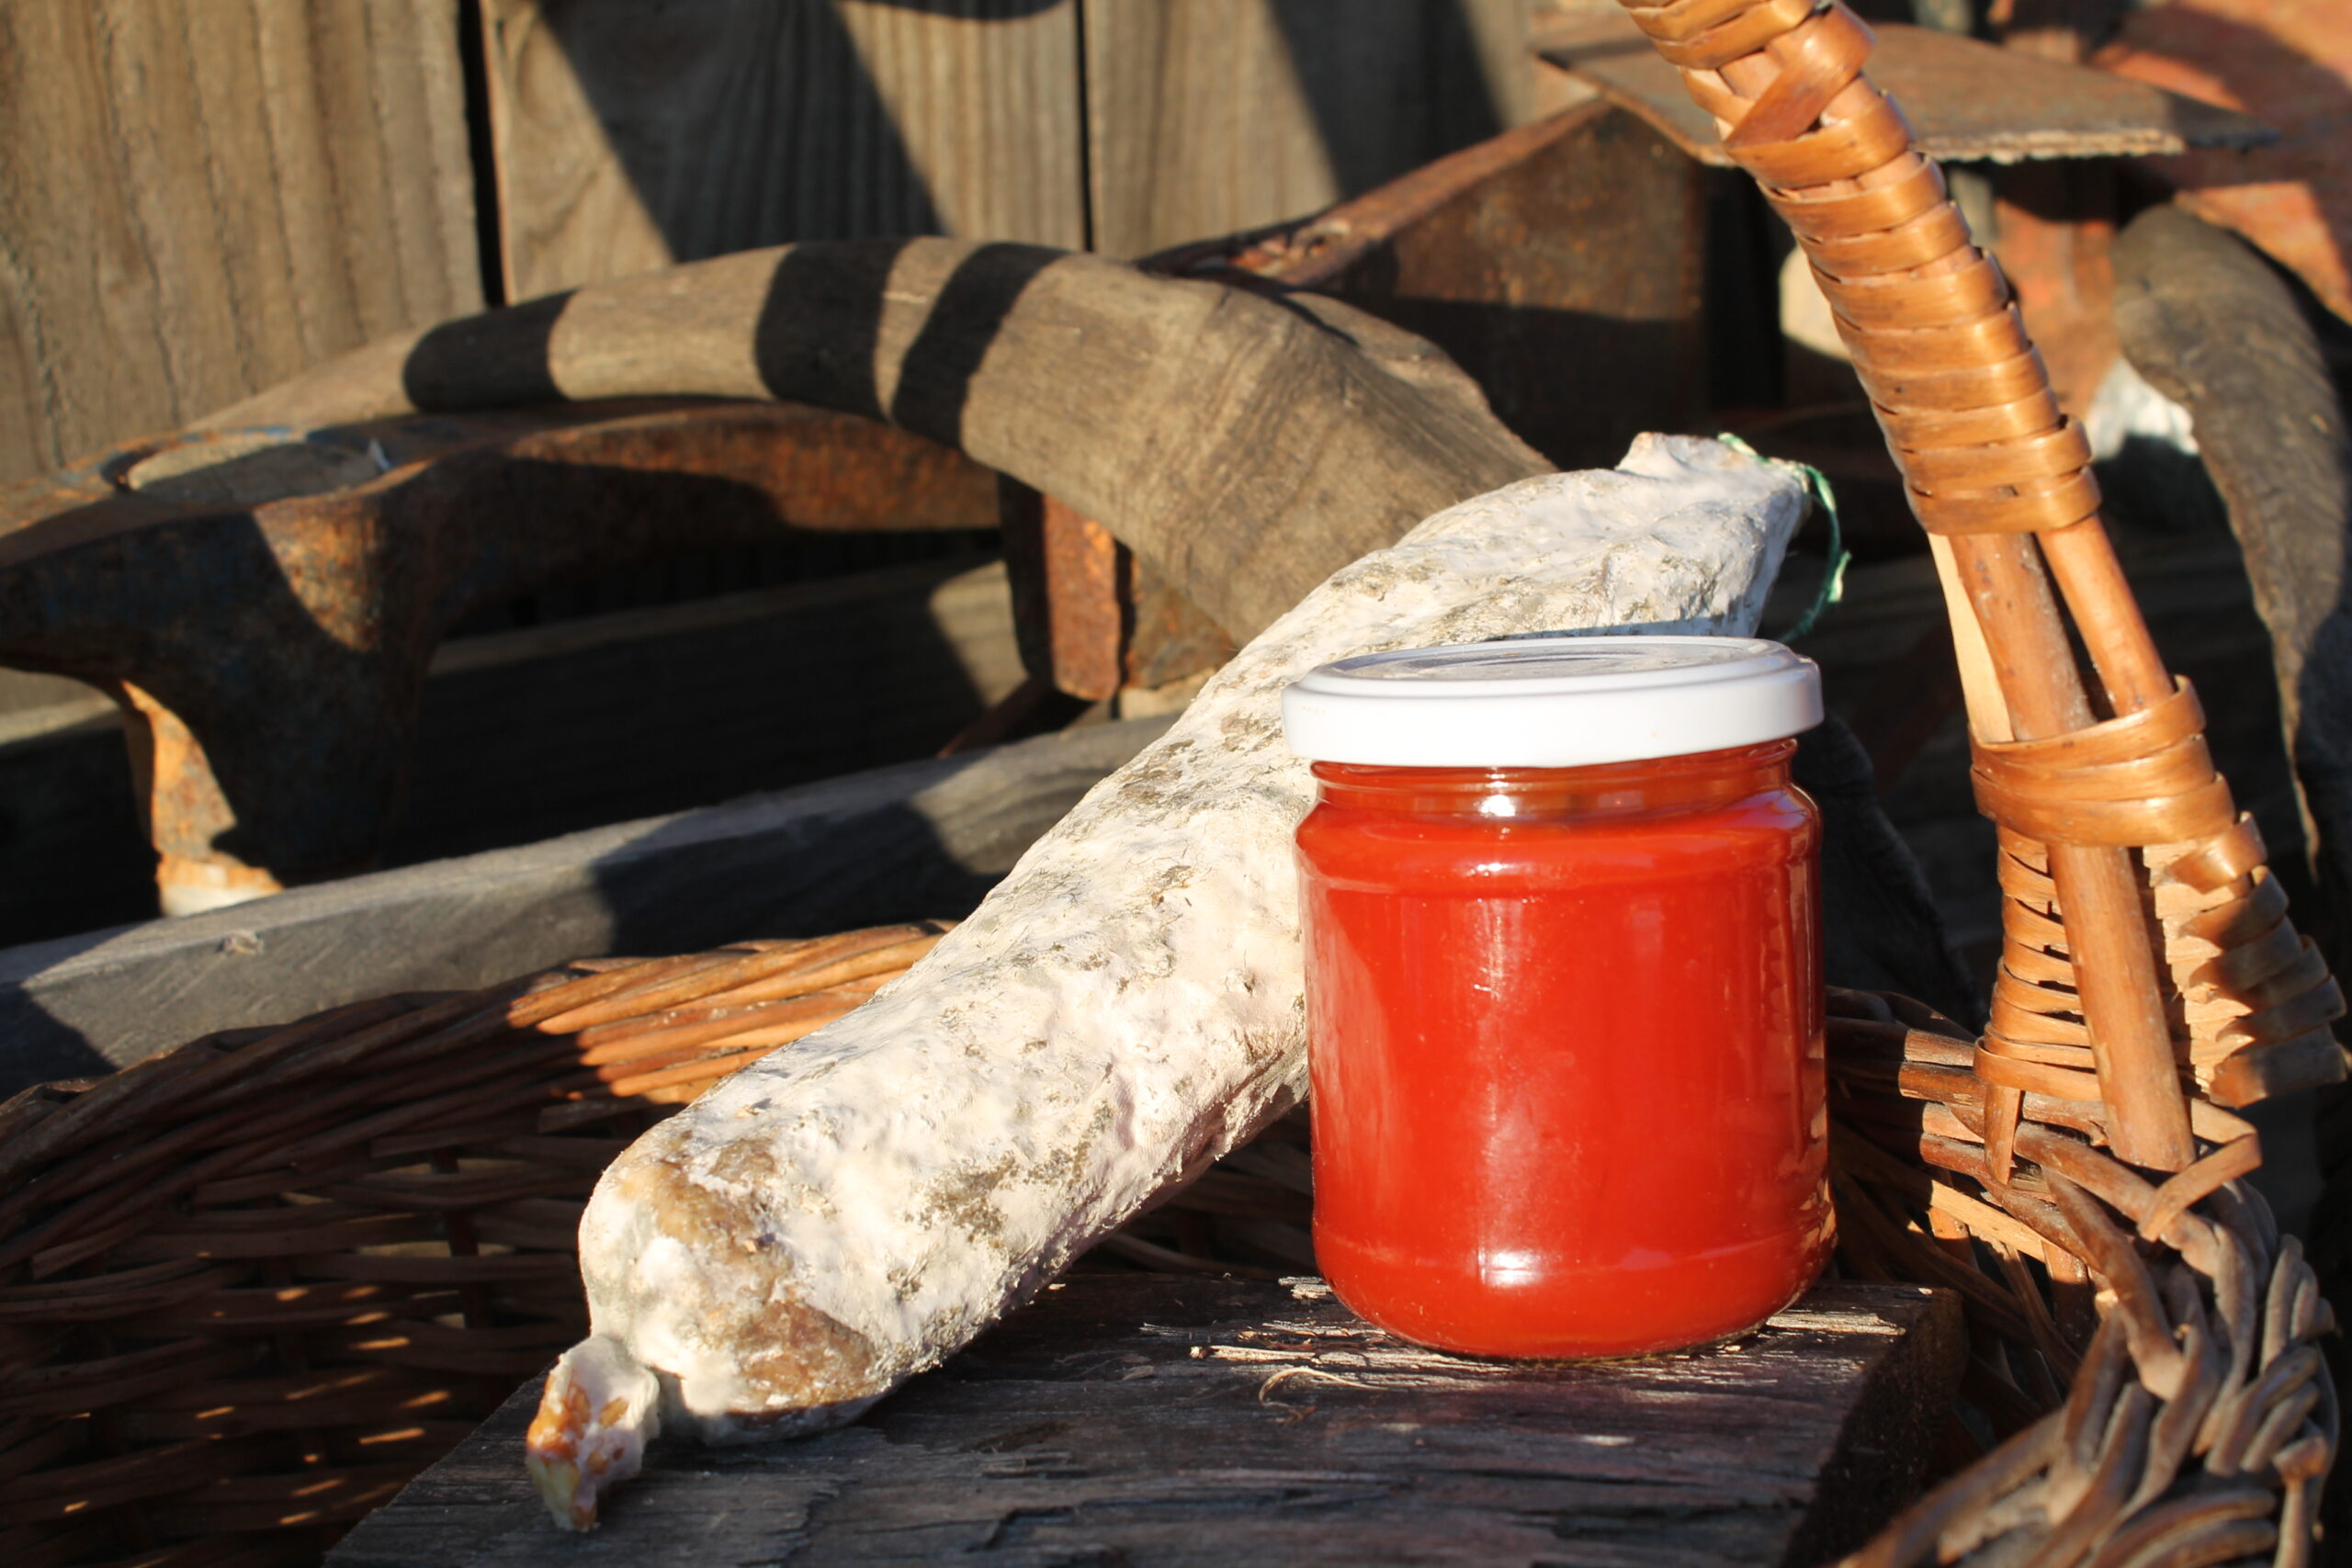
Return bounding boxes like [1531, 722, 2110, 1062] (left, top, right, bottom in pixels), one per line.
[0, 0, 1538, 491]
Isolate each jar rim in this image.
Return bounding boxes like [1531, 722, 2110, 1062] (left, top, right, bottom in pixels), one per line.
[1282, 635, 1821, 769]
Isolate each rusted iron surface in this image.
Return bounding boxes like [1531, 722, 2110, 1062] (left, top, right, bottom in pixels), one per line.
[0, 401, 999, 908]
[1002, 490, 1125, 704]
[1124, 559, 1239, 694]
[996, 479, 1238, 717]
[1537, 13, 2272, 167]
[1987, 164, 2121, 418]
[2097, 0, 2352, 324]
[1164, 101, 1710, 472]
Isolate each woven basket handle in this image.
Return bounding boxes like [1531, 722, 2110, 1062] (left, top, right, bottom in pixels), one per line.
[1612, 0, 2345, 1170]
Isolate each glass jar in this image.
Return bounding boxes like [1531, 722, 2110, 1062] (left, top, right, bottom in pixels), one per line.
[1282, 637, 1831, 1359]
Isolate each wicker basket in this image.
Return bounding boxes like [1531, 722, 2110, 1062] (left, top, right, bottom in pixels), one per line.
[0, 925, 944, 1565]
[3, 924, 2334, 1568]
[0, 919, 1317, 1568]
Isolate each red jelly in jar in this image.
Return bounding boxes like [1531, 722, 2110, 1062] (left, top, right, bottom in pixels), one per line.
[1282, 636, 1831, 1359]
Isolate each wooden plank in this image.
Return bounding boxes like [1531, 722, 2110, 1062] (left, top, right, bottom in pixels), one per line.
[481, 0, 1089, 300]
[401, 557, 1026, 861]
[1084, 0, 1532, 259]
[0, 556, 1025, 955]
[0, 714, 1170, 1094]
[1536, 13, 2273, 169]
[0, 668, 105, 724]
[329, 1273, 1963, 1566]
[0, 0, 481, 487]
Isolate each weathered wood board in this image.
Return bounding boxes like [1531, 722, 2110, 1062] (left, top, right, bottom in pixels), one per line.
[1083, 0, 1534, 258]
[0, 0, 481, 487]
[480, 0, 1090, 299]
[0, 716, 1170, 1094]
[404, 557, 1024, 861]
[329, 1272, 1962, 1566]
[478, 0, 1534, 284]
[0, 556, 1023, 956]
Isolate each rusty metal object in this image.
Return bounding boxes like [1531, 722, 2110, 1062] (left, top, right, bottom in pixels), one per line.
[6, 120, 1720, 882]
[1036, 501, 1125, 703]
[0, 400, 1000, 911]
[1986, 164, 2123, 419]
[0, 234, 1543, 916]
[2097, 0, 2352, 326]
[996, 479, 1238, 712]
[1537, 12, 2272, 168]
[1000, 483, 1126, 705]
[11, 217, 1550, 911]
[1155, 100, 1711, 472]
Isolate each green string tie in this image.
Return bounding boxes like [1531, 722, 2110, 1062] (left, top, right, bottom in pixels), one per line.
[1717, 431, 1849, 644]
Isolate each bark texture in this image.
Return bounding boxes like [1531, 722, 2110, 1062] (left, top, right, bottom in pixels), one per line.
[198, 240, 1551, 643]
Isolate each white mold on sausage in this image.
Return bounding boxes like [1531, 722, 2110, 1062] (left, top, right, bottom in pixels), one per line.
[530, 435, 1807, 1525]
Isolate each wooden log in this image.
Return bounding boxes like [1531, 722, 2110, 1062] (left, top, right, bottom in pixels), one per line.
[197, 241, 1550, 642]
[2110, 205, 2352, 964]
[0, 0, 481, 487]
[0, 716, 1171, 1096]
[327, 1273, 1964, 1568]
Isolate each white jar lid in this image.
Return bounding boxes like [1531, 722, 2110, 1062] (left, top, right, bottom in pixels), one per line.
[1281, 636, 1823, 768]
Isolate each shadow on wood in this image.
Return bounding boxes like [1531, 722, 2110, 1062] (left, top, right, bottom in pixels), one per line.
[489, 0, 1529, 289]
[327, 1273, 1964, 1568]
[0, 716, 1170, 1095]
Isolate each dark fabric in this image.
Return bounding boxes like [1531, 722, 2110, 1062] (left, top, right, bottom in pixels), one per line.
[1798, 711, 1984, 1029]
